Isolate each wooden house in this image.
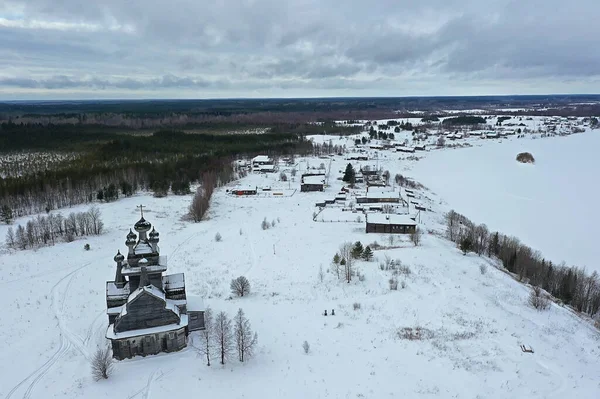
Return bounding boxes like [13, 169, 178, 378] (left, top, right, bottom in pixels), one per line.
[365, 213, 417, 234]
[301, 174, 325, 192]
[356, 191, 400, 204]
[105, 210, 205, 360]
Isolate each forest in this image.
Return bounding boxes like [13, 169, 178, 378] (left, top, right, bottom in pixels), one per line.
[0, 122, 315, 218]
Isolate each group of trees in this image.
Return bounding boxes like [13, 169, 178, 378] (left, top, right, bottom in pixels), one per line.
[189, 171, 218, 222]
[1, 125, 312, 219]
[445, 210, 600, 317]
[6, 206, 104, 250]
[331, 241, 374, 283]
[198, 308, 258, 366]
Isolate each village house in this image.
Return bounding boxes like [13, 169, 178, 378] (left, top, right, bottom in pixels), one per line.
[230, 186, 258, 196]
[301, 174, 325, 192]
[105, 208, 205, 360]
[365, 213, 417, 234]
[356, 190, 400, 204]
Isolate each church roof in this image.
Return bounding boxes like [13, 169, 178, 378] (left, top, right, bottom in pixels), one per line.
[134, 241, 154, 255]
[106, 314, 188, 340]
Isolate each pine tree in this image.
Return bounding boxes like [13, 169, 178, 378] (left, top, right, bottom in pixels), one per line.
[342, 163, 356, 186]
[0, 204, 13, 224]
[460, 237, 473, 255]
[362, 246, 373, 261]
[351, 241, 364, 259]
[234, 308, 258, 362]
[333, 253, 340, 265]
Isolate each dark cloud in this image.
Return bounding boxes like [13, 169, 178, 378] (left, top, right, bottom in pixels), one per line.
[1, 0, 599, 98]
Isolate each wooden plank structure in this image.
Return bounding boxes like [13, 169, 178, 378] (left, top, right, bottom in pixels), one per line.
[105, 206, 205, 360]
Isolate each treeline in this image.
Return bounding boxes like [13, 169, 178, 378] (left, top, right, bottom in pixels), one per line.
[446, 210, 600, 317]
[0, 126, 313, 218]
[6, 206, 104, 250]
[442, 116, 487, 126]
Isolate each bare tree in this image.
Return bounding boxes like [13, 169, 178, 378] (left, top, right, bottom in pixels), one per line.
[529, 286, 550, 310]
[91, 346, 113, 381]
[198, 307, 213, 366]
[231, 276, 251, 297]
[88, 206, 104, 235]
[410, 227, 422, 246]
[339, 242, 354, 283]
[234, 308, 258, 362]
[213, 311, 234, 365]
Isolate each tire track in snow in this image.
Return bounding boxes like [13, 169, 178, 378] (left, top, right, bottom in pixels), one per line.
[7, 262, 91, 399]
[126, 369, 173, 399]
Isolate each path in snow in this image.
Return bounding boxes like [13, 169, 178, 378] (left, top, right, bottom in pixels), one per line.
[7, 262, 92, 399]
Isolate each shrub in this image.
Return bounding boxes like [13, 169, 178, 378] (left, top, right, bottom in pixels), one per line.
[516, 152, 535, 164]
[479, 264, 487, 275]
[389, 278, 398, 290]
[91, 346, 113, 381]
[400, 280, 407, 289]
[231, 276, 251, 297]
[302, 341, 310, 354]
[84, 243, 90, 251]
[261, 218, 269, 230]
[529, 286, 550, 310]
[353, 302, 361, 310]
[410, 227, 422, 246]
[215, 232, 222, 242]
[397, 326, 434, 340]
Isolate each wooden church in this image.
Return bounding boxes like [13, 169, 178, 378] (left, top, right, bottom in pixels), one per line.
[105, 207, 205, 360]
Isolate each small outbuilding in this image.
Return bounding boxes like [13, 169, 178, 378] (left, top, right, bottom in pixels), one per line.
[365, 213, 417, 234]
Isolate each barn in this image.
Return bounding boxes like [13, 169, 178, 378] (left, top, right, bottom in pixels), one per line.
[301, 174, 325, 192]
[365, 213, 417, 234]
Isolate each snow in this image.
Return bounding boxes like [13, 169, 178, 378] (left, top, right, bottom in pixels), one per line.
[0, 124, 599, 399]
[301, 175, 325, 185]
[366, 213, 417, 225]
[409, 131, 600, 272]
[186, 295, 205, 311]
[252, 155, 271, 163]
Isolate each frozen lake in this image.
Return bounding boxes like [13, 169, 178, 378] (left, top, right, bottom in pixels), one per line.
[410, 132, 600, 273]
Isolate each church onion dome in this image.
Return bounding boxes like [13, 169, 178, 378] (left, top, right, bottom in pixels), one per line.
[134, 217, 152, 232]
[126, 229, 137, 240]
[148, 227, 159, 241]
[114, 250, 125, 263]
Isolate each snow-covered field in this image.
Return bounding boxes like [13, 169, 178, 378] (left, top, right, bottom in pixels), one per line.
[409, 132, 600, 273]
[1, 125, 599, 398]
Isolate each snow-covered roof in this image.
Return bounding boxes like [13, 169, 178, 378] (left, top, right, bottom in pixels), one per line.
[257, 164, 276, 170]
[365, 191, 399, 199]
[134, 241, 154, 255]
[106, 282, 130, 297]
[128, 284, 165, 303]
[163, 273, 185, 291]
[186, 295, 205, 312]
[366, 213, 417, 226]
[106, 314, 188, 340]
[303, 175, 325, 185]
[252, 155, 271, 163]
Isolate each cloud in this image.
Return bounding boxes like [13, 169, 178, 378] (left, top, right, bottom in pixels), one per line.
[0, 0, 599, 98]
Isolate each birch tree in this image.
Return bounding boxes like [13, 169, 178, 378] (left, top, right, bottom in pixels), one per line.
[234, 308, 258, 362]
[213, 311, 234, 365]
[198, 307, 213, 366]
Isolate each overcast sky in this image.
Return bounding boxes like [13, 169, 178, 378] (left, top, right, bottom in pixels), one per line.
[1, 0, 599, 99]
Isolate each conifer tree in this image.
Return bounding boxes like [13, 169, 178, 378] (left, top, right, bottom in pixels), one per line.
[362, 246, 373, 261]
